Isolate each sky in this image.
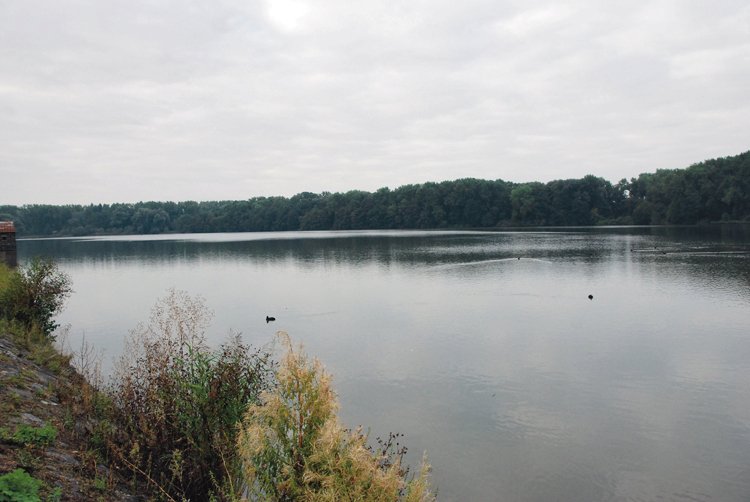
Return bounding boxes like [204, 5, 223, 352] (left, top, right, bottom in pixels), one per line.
[1, 0, 749, 205]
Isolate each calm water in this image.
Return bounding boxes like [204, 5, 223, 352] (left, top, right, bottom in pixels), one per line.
[18, 226, 750, 501]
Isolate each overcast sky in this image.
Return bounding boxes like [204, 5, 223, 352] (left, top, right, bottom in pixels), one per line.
[1, 0, 748, 205]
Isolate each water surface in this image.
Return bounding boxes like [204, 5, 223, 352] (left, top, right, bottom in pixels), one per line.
[19, 226, 750, 501]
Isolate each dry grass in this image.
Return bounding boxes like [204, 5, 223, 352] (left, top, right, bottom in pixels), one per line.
[238, 332, 435, 501]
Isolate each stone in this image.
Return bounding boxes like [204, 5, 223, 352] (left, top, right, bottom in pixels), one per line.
[20, 412, 45, 426]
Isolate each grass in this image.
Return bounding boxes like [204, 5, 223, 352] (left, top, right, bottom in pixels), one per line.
[93, 476, 107, 492]
[0, 263, 12, 293]
[0, 392, 22, 414]
[0, 318, 72, 376]
[0, 423, 58, 447]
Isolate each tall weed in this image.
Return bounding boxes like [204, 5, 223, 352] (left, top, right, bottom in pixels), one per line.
[237, 333, 435, 501]
[107, 289, 274, 501]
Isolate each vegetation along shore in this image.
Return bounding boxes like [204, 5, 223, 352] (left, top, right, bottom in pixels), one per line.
[2, 150, 748, 237]
[1, 260, 435, 500]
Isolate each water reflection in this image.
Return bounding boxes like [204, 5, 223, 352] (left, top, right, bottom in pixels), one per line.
[16, 227, 750, 502]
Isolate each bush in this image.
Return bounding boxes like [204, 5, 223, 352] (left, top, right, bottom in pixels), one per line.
[107, 289, 274, 501]
[0, 258, 72, 339]
[0, 469, 41, 502]
[237, 333, 434, 501]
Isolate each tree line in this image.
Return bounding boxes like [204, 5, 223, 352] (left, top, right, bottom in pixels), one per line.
[2, 150, 748, 237]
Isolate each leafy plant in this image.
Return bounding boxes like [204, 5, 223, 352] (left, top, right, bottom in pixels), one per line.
[93, 477, 106, 492]
[46, 486, 63, 502]
[0, 469, 41, 502]
[0, 257, 72, 339]
[107, 289, 274, 501]
[0, 423, 57, 447]
[237, 333, 434, 501]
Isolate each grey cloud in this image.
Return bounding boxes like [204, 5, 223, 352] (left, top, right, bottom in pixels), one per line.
[1, 0, 748, 204]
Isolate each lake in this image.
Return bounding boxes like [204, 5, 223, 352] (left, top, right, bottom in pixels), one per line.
[18, 226, 750, 501]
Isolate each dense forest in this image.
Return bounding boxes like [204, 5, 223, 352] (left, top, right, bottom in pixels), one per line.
[2, 151, 748, 237]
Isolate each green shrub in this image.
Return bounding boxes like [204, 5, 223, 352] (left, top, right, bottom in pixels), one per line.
[237, 333, 434, 501]
[0, 468, 41, 502]
[107, 289, 274, 501]
[0, 423, 57, 447]
[0, 258, 72, 339]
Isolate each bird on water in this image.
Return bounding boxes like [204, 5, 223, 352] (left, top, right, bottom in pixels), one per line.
[266, 316, 276, 323]
[588, 294, 594, 300]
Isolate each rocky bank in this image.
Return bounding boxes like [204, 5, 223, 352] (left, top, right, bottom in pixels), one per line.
[0, 333, 138, 501]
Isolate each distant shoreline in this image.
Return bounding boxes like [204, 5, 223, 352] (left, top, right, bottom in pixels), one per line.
[3, 150, 749, 237]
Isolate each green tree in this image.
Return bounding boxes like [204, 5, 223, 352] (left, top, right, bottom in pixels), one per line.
[511, 183, 550, 225]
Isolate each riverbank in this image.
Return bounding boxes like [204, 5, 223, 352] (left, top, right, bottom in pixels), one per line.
[1, 260, 435, 500]
[0, 330, 137, 501]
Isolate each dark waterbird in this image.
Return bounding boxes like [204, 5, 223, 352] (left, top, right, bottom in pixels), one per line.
[266, 316, 276, 323]
[588, 294, 594, 300]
